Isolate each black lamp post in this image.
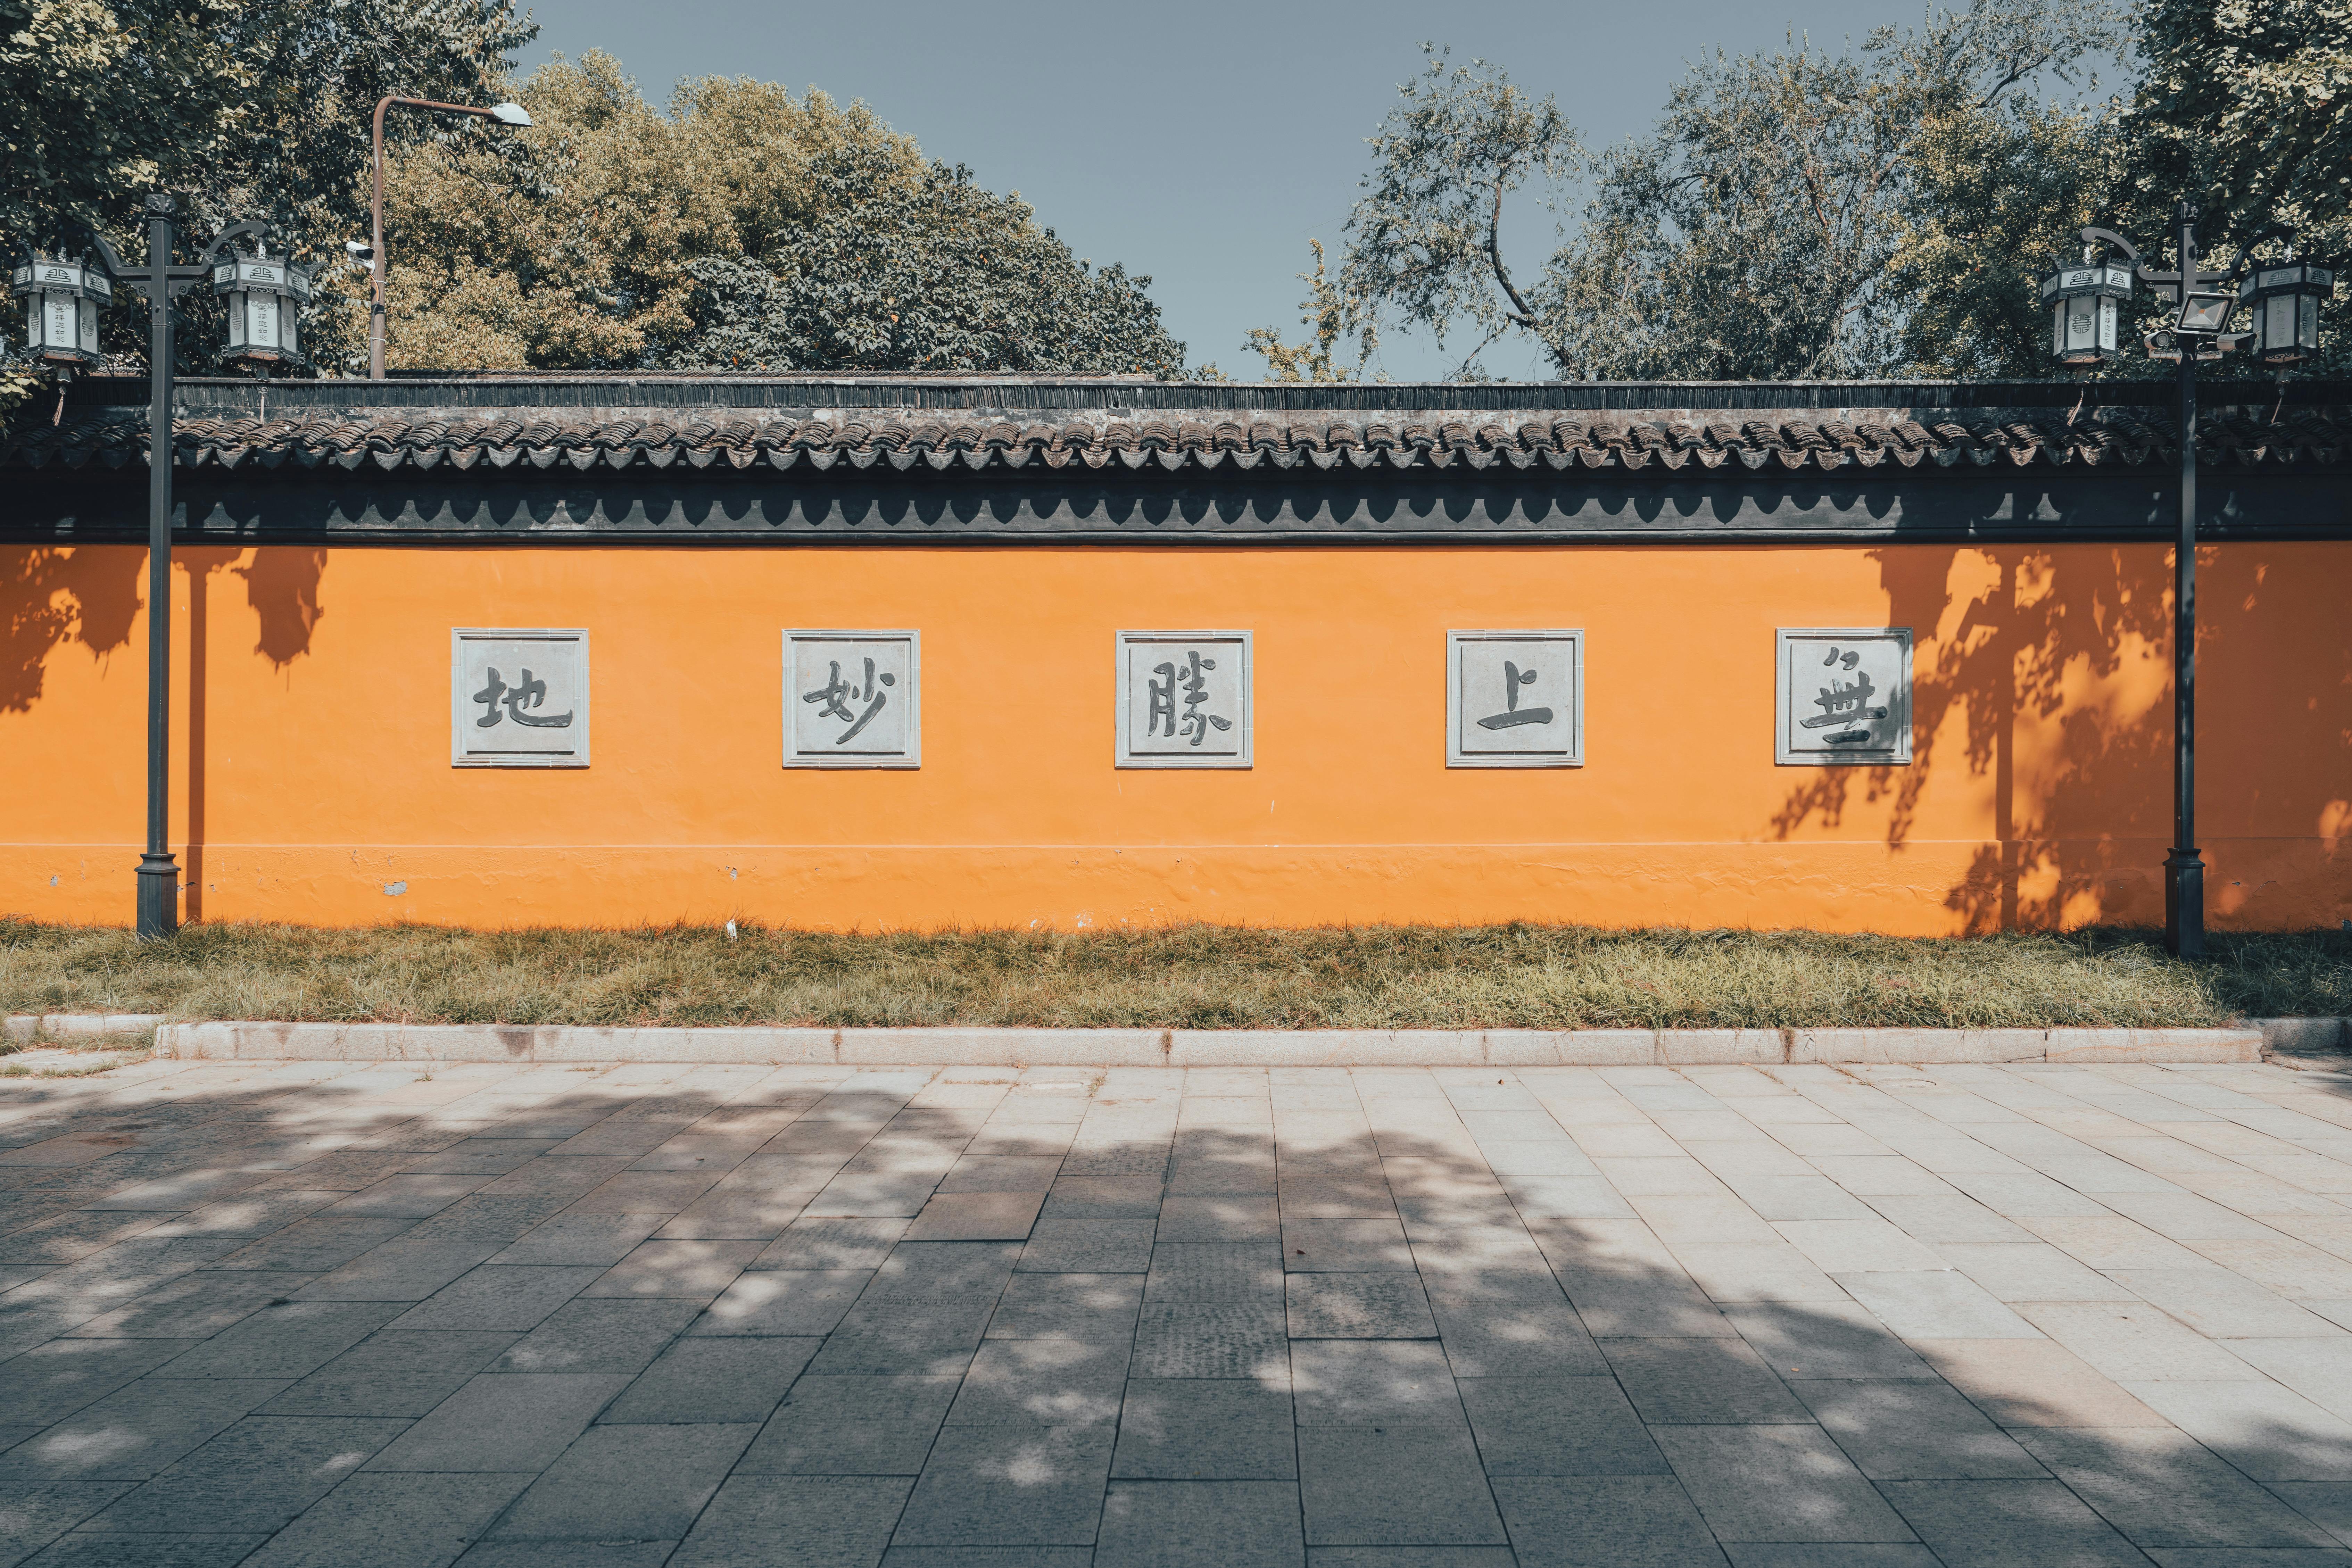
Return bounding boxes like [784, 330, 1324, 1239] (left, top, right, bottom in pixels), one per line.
[2041, 204, 2335, 959]
[12, 193, 309, 939]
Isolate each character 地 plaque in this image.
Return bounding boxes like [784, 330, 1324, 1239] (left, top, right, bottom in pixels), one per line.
[786, 630, 920, 768]
[1775, 627, 1912, 765]
[1447, 629, 1584, 768]
[451, 628, 589, 768]
[1115, 630, 1252, 768]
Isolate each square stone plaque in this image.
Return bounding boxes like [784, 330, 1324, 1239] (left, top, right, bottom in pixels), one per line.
[1115, 630, 1251, 768]
[451, 628, 588, 768]
[1447, 629, 1584, 768]
[1776, 627, 1912, 765]
[785, 630, 920, 768]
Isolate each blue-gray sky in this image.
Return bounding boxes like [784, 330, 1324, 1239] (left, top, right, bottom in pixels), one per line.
[516, 0, 1915, 380]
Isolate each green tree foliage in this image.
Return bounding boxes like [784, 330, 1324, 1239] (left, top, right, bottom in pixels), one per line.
[380, 52, 1188, 375]
[1242, 240, 1370, 382]
[2120, 0, 2352, 370]
[0, 0, 533, 376]
[1341, 0, 2331, 381]
[1890, 98, 2118, 378]
[1327, 48, 1578, 375]
[1330, 5, 2114, 381]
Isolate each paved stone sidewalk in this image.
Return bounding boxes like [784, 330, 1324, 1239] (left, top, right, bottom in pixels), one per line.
[8, 1056, 2352, 1566]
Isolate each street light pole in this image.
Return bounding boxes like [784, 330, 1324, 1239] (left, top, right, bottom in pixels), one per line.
[77, 197, 272, 940]
[2042, 205, 2331, 959]
[368, 96, 532, 379]
[2163, 200, 2205, 961]
[134, 192, 182, 940]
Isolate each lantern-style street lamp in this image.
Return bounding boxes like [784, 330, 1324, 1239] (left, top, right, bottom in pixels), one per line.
[214, 241, 316, 369]
[2038, 249, 2132, 366]
[13, 194, 290, 938]
[2242, 252, 2336, 367]
[365, 96, 531, 379]
[10, 251, 112, 369]
[2044, 202, 2334, 960]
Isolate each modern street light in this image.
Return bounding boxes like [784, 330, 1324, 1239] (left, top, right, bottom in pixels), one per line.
[366, 96, 531, 379]
[12, 192, 308, 939]
[2041, 202, 2335, 960]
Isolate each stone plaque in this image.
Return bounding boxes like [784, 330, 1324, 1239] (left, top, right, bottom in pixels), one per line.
[1776, 627, 1912, 765]
[1447, 629, 1584, 768]
[451, 628, 588, 768]
[786, 630, 920, 768]
[1115, 630, 1251, 768]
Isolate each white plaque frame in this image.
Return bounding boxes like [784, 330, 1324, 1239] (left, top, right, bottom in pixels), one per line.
[1115, 629, 1252, 769]
[1446, 629, 1585, 768]
[450, 627, 589, 768]
[784, 629, 921, 769]
[1775, 626, 1913, 766]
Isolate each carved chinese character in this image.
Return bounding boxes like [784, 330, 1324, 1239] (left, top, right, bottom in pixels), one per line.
[786, 632, 920, 768]
[452, 630, 589, 768]
[802, 655, 895, 745]
[1775, 628, 1912, 765]
[1147, 650, 1233, 747]
[1118, 631, 1251, 768]
[1799, 646, 1889, 746]
[1448, 631, 1583, 768]
[472, 667, 574, 730]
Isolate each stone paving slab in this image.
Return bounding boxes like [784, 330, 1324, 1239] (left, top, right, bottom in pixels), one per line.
[8, 1055, 2352, 1563]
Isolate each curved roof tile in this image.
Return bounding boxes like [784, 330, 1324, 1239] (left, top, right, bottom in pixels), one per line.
[7, 401, 2348, 475]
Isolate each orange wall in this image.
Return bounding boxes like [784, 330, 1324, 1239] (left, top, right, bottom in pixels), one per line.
[3, 541, 2346, 933]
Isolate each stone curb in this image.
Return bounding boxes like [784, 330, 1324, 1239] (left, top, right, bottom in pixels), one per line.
[139, 1019, 2270, 1066]
[5, 1013, 168, 1042]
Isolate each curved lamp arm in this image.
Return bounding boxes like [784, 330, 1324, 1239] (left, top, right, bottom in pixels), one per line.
[75, 216, 285, 294]
[198, 219, 273, 266]
[2079, 226, 2142, 267]
[80, 228, 131, 279]
[2216, 222, 2296, 287]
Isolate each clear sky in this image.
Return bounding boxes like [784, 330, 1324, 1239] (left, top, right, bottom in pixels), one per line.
[515, 0, 1921, 380]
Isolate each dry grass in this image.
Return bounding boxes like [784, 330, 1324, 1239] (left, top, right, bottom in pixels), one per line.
[3, 918, 2348, 1030]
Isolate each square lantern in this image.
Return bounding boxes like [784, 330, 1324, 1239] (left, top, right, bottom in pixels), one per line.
[213, 250, 314, 368]
[2040, 254, 2132, 365]
[2241, 259, 2335, 367]
[10, 252, 111, 368]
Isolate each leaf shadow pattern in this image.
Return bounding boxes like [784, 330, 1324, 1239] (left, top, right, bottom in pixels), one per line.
[1765, 543, 2351, 931]
[232, 547, 328, 671]
[0, 547, 143, 714]
[1, 1059, 2350, 1562]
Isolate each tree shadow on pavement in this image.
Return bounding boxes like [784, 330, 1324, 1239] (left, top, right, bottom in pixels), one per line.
[0, 1059, 2350, 1567]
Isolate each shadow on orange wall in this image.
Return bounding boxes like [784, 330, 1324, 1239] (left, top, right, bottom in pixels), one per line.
[179, 547, 330, 918]
[1769, 545, 2352, 931]
[1, 547, 143, 713]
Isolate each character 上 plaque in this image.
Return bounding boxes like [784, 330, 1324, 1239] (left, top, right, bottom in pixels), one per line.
[1447, 629, 1584, 768]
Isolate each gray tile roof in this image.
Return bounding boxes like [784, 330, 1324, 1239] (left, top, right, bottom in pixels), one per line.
[11, 383, 2348, 476]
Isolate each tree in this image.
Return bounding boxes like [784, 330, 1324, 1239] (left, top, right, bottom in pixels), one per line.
[0, 0, 534, 377]
[1242, 241, 1371, 382]
[1888, 98, 2119, 378]
[1334, 3, 2117, 380]
[2121, 0, 2352, 371]
[1333, 47, 1579, 376]
[379, 52, 1189, 375]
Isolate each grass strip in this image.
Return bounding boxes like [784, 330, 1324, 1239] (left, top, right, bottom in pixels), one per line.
[4, 918, 2348, 1031]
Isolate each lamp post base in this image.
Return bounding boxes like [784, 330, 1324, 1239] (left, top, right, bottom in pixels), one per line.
[135, 853, 180, 941]
[2164, 847, 2205, 961]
